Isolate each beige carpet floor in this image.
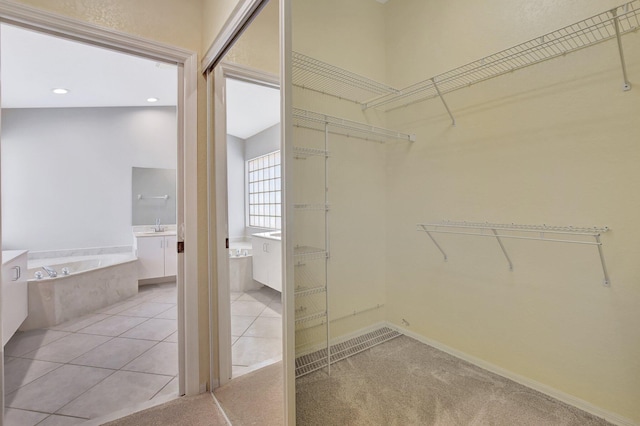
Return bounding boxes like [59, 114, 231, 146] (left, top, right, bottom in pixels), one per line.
[101, 394, 228, 426]
[296, 335, 614, 426]
[214, 362, 284, 426]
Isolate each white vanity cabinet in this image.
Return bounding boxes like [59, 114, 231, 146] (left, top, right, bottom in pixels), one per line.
[252, 233, 282, 292]
[133, 233, 177, 280]
[2, 250, 28, 346]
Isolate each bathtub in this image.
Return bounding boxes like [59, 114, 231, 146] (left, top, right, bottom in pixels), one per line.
[229, 243, 262, 292]
[20, 253, 138, 330]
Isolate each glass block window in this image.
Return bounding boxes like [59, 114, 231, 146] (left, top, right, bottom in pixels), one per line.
[247, 151, 281, 229]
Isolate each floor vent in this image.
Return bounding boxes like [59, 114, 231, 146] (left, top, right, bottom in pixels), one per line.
[295, 326, 401, 378]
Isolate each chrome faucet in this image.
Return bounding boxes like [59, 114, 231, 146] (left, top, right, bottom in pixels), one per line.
[42, 266, 57, 278]
[154, 218, 163, 232]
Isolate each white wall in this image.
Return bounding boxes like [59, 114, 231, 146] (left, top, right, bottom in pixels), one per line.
[245, 123, 280, 160]
[1, 106, 177, 252]
[227, 134, 246, 240]
[226, 124, 281, 240]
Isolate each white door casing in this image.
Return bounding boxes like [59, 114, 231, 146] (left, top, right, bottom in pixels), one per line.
[208, 62, 279, 389]
[0, 5, 200, 426]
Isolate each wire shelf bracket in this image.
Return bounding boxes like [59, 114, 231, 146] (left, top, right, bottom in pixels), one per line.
[418, 221, 611, 286]
[364, 1, 639, 113]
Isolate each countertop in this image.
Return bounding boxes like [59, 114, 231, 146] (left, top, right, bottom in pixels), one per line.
[132, 225, 177, 238]
[252, 231, 282, 241]
[2, 250, 28, 265]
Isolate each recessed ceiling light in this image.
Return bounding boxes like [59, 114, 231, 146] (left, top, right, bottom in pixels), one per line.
[52, 88, 69, 94]
[147, 97, 159, 103]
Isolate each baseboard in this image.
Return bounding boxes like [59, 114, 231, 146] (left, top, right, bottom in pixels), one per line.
[385, 322, 637, 426]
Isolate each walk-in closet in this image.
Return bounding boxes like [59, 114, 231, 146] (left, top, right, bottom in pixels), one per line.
[289, 0, 640, 424]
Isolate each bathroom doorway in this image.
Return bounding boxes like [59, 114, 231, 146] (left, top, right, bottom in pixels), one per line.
[225, 76, 282, 378]
[210, 63, 282, 384]
[0, 11, 198, 424]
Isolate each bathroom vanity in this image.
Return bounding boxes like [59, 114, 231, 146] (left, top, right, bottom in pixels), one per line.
[133, 227, 177, 280]
[251, 232, 282, 292]
[2, 250, 28, 345]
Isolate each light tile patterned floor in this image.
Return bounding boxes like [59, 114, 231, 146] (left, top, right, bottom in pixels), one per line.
[3, 282, 178, 426]
[231, 286, 282, 378]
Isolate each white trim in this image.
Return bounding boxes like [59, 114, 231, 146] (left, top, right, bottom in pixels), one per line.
[385, 322, 637, 426]
[280, 0, 294, 424]
[221, 62, 279, 88]
[210, 65, 233, 387]
[0, 1, 192, 63]
[208, 62, 282, 389]
[0, 0, 200, 407]
[181, 53, 201, 396]
[201, 0, 269, 73]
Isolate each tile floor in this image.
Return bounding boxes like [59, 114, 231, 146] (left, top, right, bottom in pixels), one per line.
[231, 286, 282, 378]
[4, 282, 178, 426]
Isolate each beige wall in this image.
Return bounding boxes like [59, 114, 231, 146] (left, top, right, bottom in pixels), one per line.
[223, 0, 279, 75]
[292, 0, 390, 353]
[384, 0, 639, 423]
[10, 0, 213, 387]
[292, 0, 640, 423]
[14, 0, 202, 51]
[202, 0, 241, 55]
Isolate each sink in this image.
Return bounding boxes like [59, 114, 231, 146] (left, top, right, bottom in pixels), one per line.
[270, 232, 282, 237]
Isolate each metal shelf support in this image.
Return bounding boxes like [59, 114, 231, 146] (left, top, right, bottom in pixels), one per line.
[432, 77, 456, 126]
[612, 7, 633, 91]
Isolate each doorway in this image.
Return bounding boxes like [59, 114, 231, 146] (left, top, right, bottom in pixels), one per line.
[225, 76, 282, 378]
[0, 4, 199, 424]
[211, 64, 281, 384]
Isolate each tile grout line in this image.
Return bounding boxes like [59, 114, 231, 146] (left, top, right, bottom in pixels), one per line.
[4, 284, 179, 422]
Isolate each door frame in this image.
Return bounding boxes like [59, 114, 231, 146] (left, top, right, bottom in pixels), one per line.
[0, 0, 201, 413]
[208, 62, 279, 388]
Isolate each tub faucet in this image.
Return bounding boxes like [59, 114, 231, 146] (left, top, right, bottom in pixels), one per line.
[42, 266, 57, 278]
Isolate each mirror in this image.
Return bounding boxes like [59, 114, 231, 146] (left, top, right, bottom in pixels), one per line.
[132, 166, 176, 225]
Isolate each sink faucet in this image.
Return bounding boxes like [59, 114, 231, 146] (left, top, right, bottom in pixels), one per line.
[42, 266, 57, 278]
[154, 218, 163, 232]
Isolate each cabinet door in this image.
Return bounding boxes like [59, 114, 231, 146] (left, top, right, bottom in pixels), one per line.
[164, 235, 177, 277]
[251, 237, 269, 285]
[136, 236, 165, 279]
[2, 253, 28, 345]
[269, 239, 282, 292]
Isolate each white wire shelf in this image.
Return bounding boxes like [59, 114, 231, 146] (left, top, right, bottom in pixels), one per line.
[293, 108, 415, 144]
[294, 303, 385, 332]
[295, 310, 327, 324]
[292, 146, 328, 159]
[293, 51, 400, 103]
[365, 1, 640, 112]
[294, 204, 330, 211]
[295, 326, 401, 378]
[294, 260, 325, 292]
[418, 221, 611, 286]
[295, 286, 327, 297]
[294, 245, 328, 261]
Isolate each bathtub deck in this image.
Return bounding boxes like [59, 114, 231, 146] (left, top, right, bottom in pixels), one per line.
[3, 282, 178, 426]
